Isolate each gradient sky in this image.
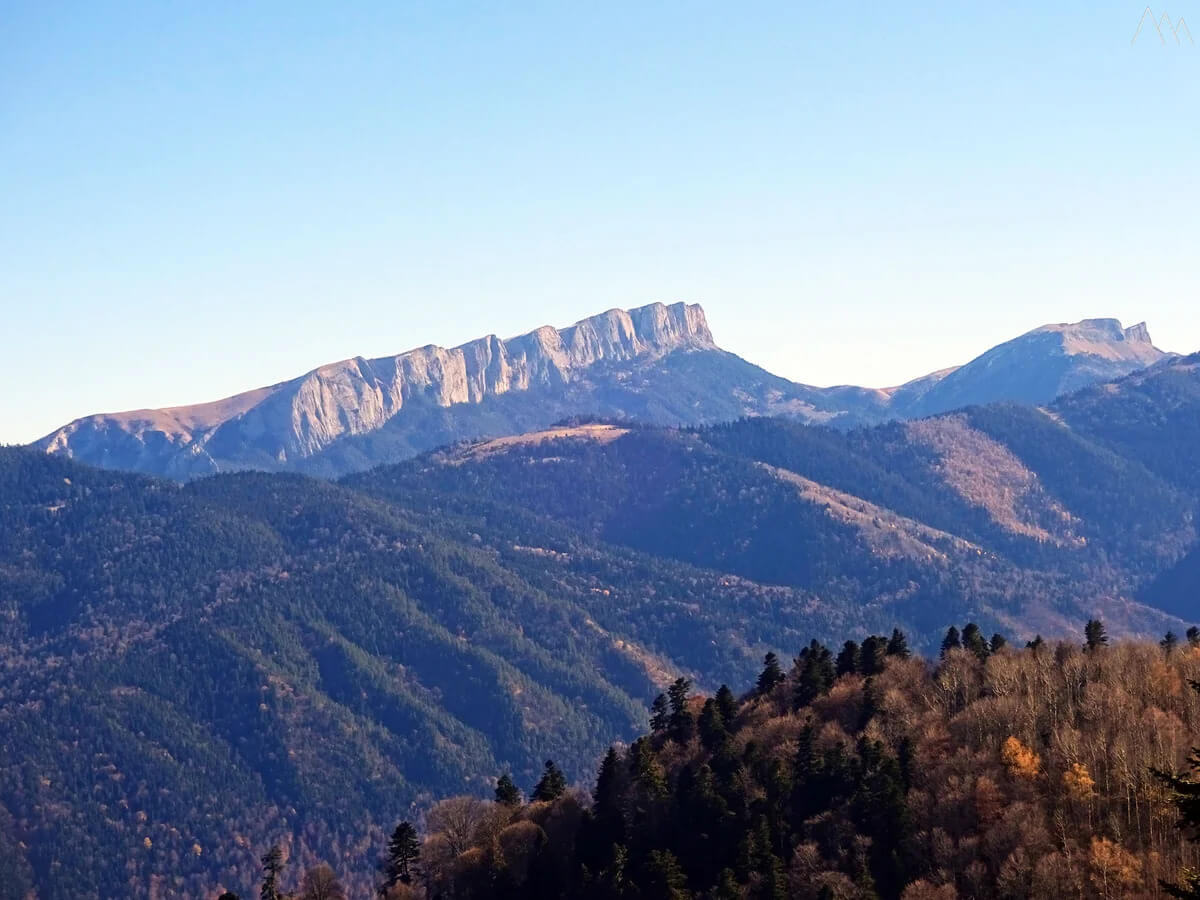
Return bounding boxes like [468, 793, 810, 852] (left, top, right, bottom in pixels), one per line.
[2, 1, 1197, 444]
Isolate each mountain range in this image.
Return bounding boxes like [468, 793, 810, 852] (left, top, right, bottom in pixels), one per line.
[2, 342, 1199, 897]
[33, 302, 1169, 479]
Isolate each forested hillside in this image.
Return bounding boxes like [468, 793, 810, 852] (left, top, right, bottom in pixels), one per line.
[1, 355, 1197, 897]
[216, 629, 1200, 900]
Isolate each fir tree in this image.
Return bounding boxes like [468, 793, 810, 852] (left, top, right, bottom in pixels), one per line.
[260, 845, 284, 900]
[1163, 631, 1181, 655]
[714, 684, 738, 725]
[886, 628, 911, 659]
[990, 632, 1008, 652]
[649, 693, 669, 733]
[1188, 626, 1200, 648]
[698, 698, 728, 751]
[1085, 619, 1109, 652]
[940, 626, 961, 657]
[495, 773, 521, 807]
[667, 677, 695, 743]
[962, 623, 988, 659]
[532, 760, 568, 802]
[382, 821, 419, 888]
[861, 635, 888, 675]
[836, 640, 862, 676]
[756, 652, 785, 695]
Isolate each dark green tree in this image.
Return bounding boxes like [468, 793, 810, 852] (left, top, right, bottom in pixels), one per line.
[793, 639, 835, 709]
[1188, 626, 1200, 648]
[715, 684, 738, 725]
[495, 773, 521, 807]
[836, 640, 862, 676]
[260, 845, 284, 900]
[698, 697, 728, 751]
[940, 626, 961, 657]
[382, 821, 420, 888]
[990, 632, 1008, 652]
[756, 652, 785, 695]
[1163, 632, 1181, 655]
[667, 677, 695, 743]
[861, 635, 888, 675]
[649, 693, 670, 733]
[1084, 619, 1109, 652]
[1027, 634, 1045, 652]
[961, 623, 988, 659]
[886, 628, 911, 659]
[532, 759, 568, 802]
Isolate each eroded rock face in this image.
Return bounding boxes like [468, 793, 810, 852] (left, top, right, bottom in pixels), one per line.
[36, 302, 717, 476]
[34, 306, 1170, 480]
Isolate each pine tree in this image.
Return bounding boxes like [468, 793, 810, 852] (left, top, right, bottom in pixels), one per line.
[836, 640, 862, 676]
[714, 684, 738, 725]
[495, 773, 521, 807]
[756, 652, 785, 695]
[1188, 626, 1200, 648]
[667, 677, 695, 743]
[1085, 619, 1109, 652]
[532, 760, 568, 802]
[886, 628, 911, 659]
[1163, 631, 1181, 655]
[793, 639, 834, 709]
[649, 693, 669, 733]
[382, 822, 419, 888]
[860, 635, 888, 675]
[940, 626, 961, 657]
[260, 845, 284, 900]
[962, 623, 988, 659]
[1027, 634, 1045, 652]
[698, 698, 728, 751]
[990, 632, 1008, 652]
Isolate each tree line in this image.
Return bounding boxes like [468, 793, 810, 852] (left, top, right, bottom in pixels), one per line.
[217, 621, 1200, 899]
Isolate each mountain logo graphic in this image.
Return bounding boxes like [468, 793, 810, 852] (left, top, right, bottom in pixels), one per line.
[1132, 6, 1195, 43]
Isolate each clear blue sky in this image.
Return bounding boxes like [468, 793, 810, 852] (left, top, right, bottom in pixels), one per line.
[2, 1, 1197, 444]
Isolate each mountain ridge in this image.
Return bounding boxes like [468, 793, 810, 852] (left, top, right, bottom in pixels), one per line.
[34, 303, 1171, 479]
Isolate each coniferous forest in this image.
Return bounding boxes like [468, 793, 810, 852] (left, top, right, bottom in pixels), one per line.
[220, 626, 1200, 900]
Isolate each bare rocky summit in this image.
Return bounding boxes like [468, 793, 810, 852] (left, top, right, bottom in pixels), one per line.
[35, 305, 1170, 479]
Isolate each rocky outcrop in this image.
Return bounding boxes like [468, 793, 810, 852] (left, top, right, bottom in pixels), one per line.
[36, 302, 718, 477]
[34, 307, 1170, 480]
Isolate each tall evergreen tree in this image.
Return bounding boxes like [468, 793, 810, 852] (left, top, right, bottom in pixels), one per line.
[532, 760, 568, 802]
[961, 623, 988, 659]
[260, 845, 284, 900]
[714, 684, 738, 725]
[495, 773, 521, 807]
[1188, 626, 1200, 648]
[649, 693, 669, 733]
[886, 628, 911, 659]
[940, 626, 962, 657]
[1085, 619, 1109, 652]
[667, 677, 695, 743]
[1163, 631, 1181, 655]
[990, 632, 1007, 652]
[756, 652, 785, 695]
[698, 697, 728, 751]
[861, 635, 888, 675]
[382, 822, 419, 888]
[836, 640, 862, 676]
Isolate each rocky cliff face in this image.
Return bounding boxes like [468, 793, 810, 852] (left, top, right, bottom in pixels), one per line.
[35, 306, 1171, 480]
[36, 302, 720, 477]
